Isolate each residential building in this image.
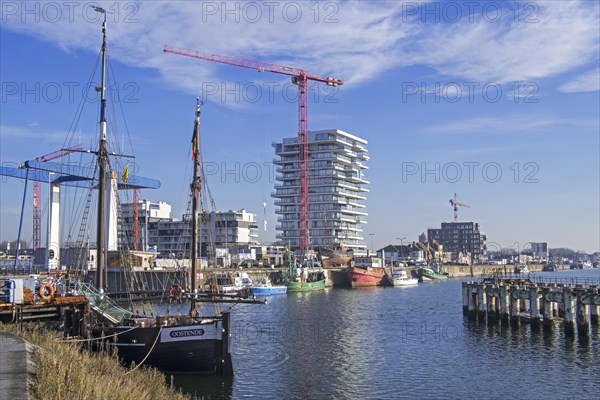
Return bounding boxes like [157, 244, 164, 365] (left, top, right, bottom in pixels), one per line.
[427, 222, 487, 262]
[120, 200, 258, 258]
[272, 129, 369, 255]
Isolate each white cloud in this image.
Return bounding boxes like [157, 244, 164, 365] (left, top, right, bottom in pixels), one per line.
[559, 68, 600, 93]
[422, 116, 566, 135]
[1, 1, 598, 94]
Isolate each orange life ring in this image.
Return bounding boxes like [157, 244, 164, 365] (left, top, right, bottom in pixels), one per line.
[39, 283, 55, 301]
[169, 284, 183, 301]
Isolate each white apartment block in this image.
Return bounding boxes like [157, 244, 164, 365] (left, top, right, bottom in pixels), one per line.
[272, 129, 369, 255]
[120, 200, 258, 257]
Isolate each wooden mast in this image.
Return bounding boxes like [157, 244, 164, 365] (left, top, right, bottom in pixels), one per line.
[95, 8, 108, 292]
[190, 99, 201, 315]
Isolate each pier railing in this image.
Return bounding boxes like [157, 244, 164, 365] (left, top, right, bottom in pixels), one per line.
[480, 273, 600, 288]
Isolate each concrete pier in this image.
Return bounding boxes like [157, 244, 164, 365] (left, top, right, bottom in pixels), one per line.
[542, 287, 554, 331]
[463, 279, 600, 337]
[576, 289, 589, 336]
[500, 284, 509, 323]
[509, 285, 520, 326]
[563, 287, 575, 334]
[529, 285, 541, 327]
[591, 288, 600, 326]
[477, 283, 487, 322]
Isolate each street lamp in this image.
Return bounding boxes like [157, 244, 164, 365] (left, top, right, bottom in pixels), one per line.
[396, 237, 406, 262]
[368, 233, 375, 255]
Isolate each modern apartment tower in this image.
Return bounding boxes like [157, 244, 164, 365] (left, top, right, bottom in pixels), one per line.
[272, 129, 369, 255]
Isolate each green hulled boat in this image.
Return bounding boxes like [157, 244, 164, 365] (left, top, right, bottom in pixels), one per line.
[417, 266, 449, 282]
[285, 251, 326, 292]
[286, 274, 326, 292]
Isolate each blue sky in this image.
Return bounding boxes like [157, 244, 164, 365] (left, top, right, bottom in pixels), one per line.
[1, 1, 599, 253]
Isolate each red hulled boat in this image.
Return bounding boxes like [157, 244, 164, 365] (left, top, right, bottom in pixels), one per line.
[344, 266, 386, 287]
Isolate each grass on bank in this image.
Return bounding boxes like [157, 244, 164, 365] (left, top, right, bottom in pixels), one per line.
[0, 325, 193, 400]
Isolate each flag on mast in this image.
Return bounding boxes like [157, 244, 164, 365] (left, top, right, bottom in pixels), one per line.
[121, 163, 129, 183]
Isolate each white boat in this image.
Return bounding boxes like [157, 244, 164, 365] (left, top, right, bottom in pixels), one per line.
[514, 263, 530, 274]
[391, 269, 418, 286]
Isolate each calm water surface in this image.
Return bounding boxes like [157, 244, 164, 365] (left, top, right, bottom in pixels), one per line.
[175, 269, 600, 399]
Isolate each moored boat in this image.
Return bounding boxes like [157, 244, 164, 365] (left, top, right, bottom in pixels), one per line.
[514, 263, 530, 274]
[344, 256, 387, 287]
[251, 277, 287, 295]
[285, 252, 326, 292]
[319, 246, 353, 267]
[417, 267, 448, 282]
[391, 269, 418, 286]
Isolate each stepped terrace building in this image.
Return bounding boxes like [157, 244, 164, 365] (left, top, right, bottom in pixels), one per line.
[272, 129, 369, 255]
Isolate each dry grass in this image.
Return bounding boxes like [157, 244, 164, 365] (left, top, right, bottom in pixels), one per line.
[0, 325, 193, 400]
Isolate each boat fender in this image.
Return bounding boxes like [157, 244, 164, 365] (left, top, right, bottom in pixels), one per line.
[169, 284, 183, 301]
[212, 285, 219, 295]
[39, 283, 55, 301]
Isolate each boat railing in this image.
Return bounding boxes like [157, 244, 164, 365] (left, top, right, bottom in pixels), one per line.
[77, 282, 133, 324]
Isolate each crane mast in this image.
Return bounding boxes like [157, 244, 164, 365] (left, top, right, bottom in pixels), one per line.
[32, 146, 82, 249]
[163, 45, 342, 251]
[449, 193, 470, 222]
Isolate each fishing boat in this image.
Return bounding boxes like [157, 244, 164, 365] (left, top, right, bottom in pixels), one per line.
[417, 265, 449, 282]
[250, 277, 287, 296]
[344, 256, 387, 287]
[390, 269, 418, 287]
[285, 251, 326, 292]
[82, 9, 260, 375]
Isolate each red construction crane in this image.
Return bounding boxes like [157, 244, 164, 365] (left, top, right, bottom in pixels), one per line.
[163, 45, 343, 251]
[32, 146, 82, 249]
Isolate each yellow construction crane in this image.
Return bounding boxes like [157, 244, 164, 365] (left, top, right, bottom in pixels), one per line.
[449, 193, 470, 222]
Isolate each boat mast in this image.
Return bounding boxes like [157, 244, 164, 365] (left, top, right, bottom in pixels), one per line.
[190, 98, 201, 315]
[95, 7, 108, 292]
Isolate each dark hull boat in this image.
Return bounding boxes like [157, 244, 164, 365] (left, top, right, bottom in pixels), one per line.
[90, 315, 232, 374]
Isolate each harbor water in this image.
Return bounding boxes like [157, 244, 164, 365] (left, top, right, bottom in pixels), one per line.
[174, 269, 600, 399]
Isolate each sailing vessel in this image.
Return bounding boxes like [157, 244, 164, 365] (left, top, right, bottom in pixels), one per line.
[84, 9, 255, 375]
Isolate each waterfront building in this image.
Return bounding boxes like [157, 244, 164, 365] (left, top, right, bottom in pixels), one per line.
[272, 129, 369, 255]
[530, 242, 549, 260]
[427, 222, 487, 262]
[121, 200, 258, 258]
